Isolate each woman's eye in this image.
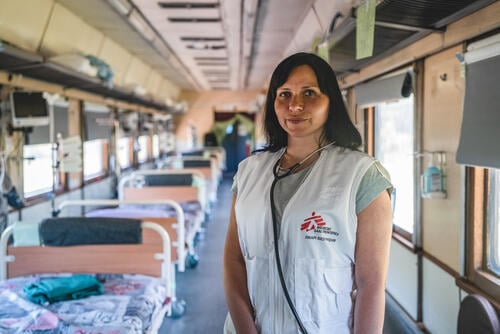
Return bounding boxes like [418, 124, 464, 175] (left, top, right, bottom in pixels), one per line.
[278, 91, 291, 98]
[304, 89, 316, 96]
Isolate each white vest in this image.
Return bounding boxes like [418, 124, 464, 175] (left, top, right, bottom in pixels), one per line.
[233, 146, 374, 334]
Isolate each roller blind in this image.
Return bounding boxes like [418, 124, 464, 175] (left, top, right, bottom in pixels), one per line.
[84, 103, 113, 141]
[456, 34, 500, 169]
[27, 104, 68, 145]
[354, 71, 413, 107]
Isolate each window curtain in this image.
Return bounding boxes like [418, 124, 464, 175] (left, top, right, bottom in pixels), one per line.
[456, 35, 500, 169]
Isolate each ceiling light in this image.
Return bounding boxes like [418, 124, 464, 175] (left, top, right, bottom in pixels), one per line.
[107, 0, 132, 15]
[187, 43, 208, 50]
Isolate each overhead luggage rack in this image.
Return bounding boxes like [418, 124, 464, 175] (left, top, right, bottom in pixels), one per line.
[0, 40, 167, 111]
[329, 0, 496, 76]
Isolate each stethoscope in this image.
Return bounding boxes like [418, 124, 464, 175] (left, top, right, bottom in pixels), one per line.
[269, 142, 335, 334]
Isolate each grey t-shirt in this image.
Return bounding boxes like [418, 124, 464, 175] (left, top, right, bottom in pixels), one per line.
[232, 160, 392, 227]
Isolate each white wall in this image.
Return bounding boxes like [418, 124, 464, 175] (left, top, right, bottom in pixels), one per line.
[422, 258, 461, 334]
[386, 240, 419, 320]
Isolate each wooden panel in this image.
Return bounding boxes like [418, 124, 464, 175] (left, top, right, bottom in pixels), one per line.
[6, 221, 175, 278]
[123, 186, 199, 203]
[142, 217, 179, 253]
[192, 167, 212, 180]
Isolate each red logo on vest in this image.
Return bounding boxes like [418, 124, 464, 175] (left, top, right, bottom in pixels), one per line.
[300, 211, 326, 232]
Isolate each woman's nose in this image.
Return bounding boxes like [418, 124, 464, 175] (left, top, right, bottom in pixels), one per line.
[289, 95, 304, 112]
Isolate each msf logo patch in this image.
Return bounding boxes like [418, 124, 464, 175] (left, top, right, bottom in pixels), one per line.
[301, 211, 339, 243]
[300, 211, 326, 231]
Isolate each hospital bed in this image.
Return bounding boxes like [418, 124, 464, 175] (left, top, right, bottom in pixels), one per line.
[118, 170, 207, 263]
[56, 198, 188, 318]
[0, 217, 172, 333]
[157, 156, 220, 206]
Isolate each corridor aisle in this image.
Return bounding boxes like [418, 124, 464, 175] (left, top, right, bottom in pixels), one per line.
[159, 174, 233, 333]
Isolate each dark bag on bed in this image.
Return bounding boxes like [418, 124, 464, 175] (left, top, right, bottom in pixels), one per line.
[39, 217, 142, 246]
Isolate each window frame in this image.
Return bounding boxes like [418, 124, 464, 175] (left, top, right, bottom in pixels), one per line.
[117, 137, 133, 170]
[487, 169, 500, 275]
[22, 142, 58, 199]
[83, 139, 109, 182]
[461, 167, 500, 305]
[137, 135, 151, 164]
[368, 96, 418, 245]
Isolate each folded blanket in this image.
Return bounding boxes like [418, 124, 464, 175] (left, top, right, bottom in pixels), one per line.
[23, 274, 103, 305]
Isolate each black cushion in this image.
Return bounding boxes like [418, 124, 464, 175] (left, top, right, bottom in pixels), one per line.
[457, 294, 500, 334]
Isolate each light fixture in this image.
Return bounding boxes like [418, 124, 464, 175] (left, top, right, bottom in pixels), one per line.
[107, 0, 132, 15]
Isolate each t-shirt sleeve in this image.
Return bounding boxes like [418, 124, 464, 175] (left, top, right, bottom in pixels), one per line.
[231, 171, 238, 195]
[356, 161, 393, 214]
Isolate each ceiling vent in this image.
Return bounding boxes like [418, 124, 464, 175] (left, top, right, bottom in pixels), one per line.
[181, 37, 225, 42]
[158, 2, 219, 9]
[168, 17, 221, 23]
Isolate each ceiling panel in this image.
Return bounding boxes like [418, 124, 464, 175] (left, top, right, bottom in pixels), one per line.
[46, 0, 496, 95]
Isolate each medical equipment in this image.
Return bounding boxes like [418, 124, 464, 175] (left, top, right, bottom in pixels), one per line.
[270, 141, 335, 334]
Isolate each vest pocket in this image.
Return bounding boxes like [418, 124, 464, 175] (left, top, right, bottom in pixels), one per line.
[294, 260, 353, 330]
[244, 256, 270, 333]
[323, 266, 354, 316]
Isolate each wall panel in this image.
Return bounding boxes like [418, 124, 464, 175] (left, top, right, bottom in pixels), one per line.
[40, 3, 104, 57]
[0, 0, 54, 52]
[386, 240, 419, 320]
[422, 258, 461, 334]
[98, 38, 132, 86]
[422, 45, 465, 272]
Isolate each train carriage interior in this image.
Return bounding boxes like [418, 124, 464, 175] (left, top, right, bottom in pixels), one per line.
[0, 0, 499, 333]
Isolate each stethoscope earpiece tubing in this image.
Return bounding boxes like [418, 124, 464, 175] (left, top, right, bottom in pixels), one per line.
[269, 142, 334, 334]
[270, 176, 308, 334]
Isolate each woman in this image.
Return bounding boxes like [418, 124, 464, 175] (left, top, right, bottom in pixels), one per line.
[223, 52, 393, 334]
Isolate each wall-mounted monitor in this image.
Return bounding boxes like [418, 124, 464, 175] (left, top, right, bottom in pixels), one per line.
[10, 91, 50, 128]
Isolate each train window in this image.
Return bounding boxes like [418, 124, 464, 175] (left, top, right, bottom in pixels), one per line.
[83, 139, 107, 180]
[488, 169, 500, 276]
[137, 135, 150, 163]
[374, 96, 415, 237]
[117, 137, 132, 169]
[152, 135, 160, 158]
[23, 143, 53, 197]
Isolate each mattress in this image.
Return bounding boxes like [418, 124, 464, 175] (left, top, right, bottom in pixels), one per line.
[0, 273, 168, 334]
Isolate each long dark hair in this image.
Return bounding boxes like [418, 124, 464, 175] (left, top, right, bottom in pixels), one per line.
[261, 52, 361, 152]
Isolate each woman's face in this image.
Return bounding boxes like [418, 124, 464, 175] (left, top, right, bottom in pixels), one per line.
[274, 65, 329, 142]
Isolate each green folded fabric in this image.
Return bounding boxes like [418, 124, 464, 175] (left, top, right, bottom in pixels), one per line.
[23, 274, 103, 305]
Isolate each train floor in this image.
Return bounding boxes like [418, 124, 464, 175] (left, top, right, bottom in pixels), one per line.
[159, 173, 422, 334]
[159, 173, 232, 334]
